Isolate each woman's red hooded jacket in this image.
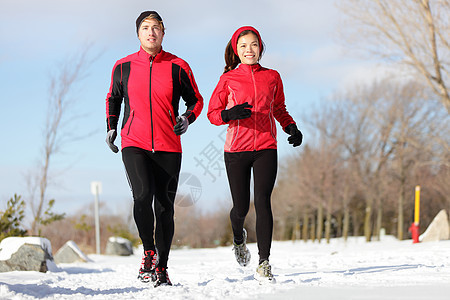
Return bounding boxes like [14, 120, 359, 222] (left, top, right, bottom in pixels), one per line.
[207, 63, 295, 152]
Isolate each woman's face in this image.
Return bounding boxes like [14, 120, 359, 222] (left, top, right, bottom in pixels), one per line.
[237, 33, 260, 65]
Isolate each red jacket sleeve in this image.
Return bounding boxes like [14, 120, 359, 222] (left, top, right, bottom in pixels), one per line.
[207, 75, 229, 126]
[273, 72, 295, 130]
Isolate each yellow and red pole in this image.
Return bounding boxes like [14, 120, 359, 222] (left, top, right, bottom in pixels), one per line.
[409, 185, 420, 243]
[414, 186, 420, 225]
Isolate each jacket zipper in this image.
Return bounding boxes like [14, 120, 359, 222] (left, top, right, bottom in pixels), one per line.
[228, 87, 239, 151]
[270, 87, 276, 140]
[230, 120, 240, 151]
[169, 109, 175, 126]
[127, 110, 135, 135]
[251, 68, 257, 150]
[149, 57, 155, 152]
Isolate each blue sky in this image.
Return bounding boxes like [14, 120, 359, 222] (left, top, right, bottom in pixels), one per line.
[0, 0, 382, 218]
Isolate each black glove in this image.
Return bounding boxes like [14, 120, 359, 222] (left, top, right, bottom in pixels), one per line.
[174, 115, 189, 135]
[106, 129, 119, 153]
[221, 102, 253, 123]
[285, 123, 303, 147]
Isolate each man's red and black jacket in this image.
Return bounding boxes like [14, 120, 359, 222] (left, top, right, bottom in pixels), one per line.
[106, 47, 203, 153]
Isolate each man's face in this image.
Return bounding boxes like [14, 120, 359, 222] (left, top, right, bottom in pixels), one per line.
[138, 18, 164, 55]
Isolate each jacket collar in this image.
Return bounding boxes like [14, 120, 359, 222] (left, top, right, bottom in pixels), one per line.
[138, 47, 165, 62]
[238, 63, 261, 73]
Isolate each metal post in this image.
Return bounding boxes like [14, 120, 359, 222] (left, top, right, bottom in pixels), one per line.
[95, 186, 100, 254]
[91, 181, 102, 254]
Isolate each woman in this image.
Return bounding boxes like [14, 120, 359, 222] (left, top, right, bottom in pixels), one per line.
[207, 26, 302, 281]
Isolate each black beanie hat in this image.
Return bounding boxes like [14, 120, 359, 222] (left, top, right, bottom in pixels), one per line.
[136, 11, 164, 35]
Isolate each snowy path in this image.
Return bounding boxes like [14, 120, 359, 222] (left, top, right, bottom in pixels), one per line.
[1, 236, 450, 299]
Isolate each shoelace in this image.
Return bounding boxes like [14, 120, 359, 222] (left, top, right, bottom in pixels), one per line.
[259, 261, 272, 276]
[156, 268, 170, 281]
[233, 243, 247, 259]
[141, 250, 157, 270]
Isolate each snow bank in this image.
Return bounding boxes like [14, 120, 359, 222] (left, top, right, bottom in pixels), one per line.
[108, 236, 130, 244]
[0, 236, 449, 299]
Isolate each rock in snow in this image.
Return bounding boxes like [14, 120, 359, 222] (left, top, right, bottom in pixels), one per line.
[54, 240, 92, 264]
[0, 237, 58, 273]
[105, 236, 133, 256]
[420, 209, 450, 242]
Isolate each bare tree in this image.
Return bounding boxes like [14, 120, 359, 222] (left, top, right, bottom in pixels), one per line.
[308, 103, 359, 241]
[384, 81, 446, 238]
[28, 46, 96, 235]
[338, 0, 450, 113]
[292, 101, 350, 243]
[312, 87, 378, 241]
[272, 146, 320, 242]
[173, 195, 231, 248]
[272, 78, 448, 243]
[312, 79, 434, 241]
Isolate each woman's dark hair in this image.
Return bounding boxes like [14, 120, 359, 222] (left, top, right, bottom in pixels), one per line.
[224, 30, 265, 73]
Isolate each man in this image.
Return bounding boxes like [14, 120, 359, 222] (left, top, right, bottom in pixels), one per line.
[105, 11, 203, 287]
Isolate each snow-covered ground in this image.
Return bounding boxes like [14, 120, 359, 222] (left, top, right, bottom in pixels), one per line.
[1, 236, 450, 299]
